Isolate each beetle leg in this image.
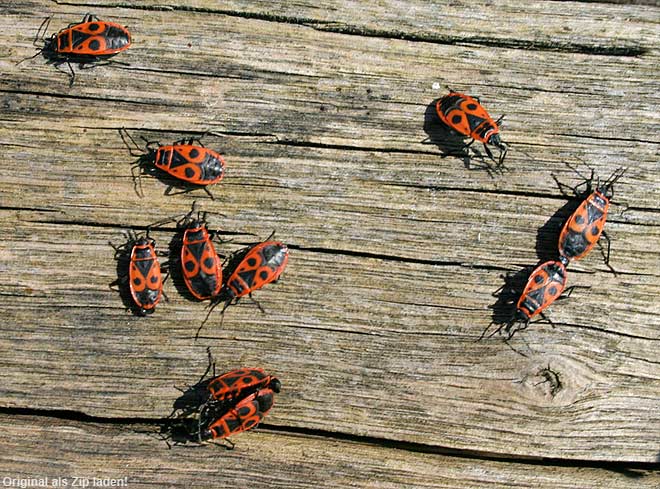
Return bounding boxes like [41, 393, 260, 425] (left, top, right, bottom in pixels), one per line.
[249, 293, 266, 313]
[203, 186, 216, 200]
[599, 230, 618, 275]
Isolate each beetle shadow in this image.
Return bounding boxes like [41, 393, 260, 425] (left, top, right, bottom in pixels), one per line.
[219, 243, 253, 280]
[160, 350, 237, 448]
[158, 417, 202, 446]
[422, 99, 498, 176]
[484, 266, 534, 339]
[534, 197, 583, 263]
[170, 352, 216, 419]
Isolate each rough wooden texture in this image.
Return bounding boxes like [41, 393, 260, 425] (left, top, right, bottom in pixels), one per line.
[0, 414, 659, 489]
[1, 0, 659, 486]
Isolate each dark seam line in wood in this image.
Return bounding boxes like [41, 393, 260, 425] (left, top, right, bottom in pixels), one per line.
[622, 206, 660, 216]
[0, 213, 510, 269]
[0, 205, 60, 213]
[376, 300, 480, 312]
[383, 184, 660, 217]
[114, 64, 327, 81]
[200, 324, 387, 338]
[287, 244, 510, 271]
[626, 356, 660, 366]
[264, 425, 660, 471]
[465, 83, 609, 97]
[547, 0, 660, 7]
[0, 89, 173, 107]
[91, 126, 281, 140]
[385, 182, 562, 200]
[552, 132, 660, 145]
[312, 28, 648, 57]
[267, 138, 447, 156]
[551, 321, 660, 341]
[12, 216, 660, 274]
[266, 136, 660, 157]
[48, 1, 647, 57]
[0, 405, 657, 472]
[6, 296, 655, 340]
[0, 142, 44, 149]
[38, 125, 656, 155]
[113, 65, 258, 81]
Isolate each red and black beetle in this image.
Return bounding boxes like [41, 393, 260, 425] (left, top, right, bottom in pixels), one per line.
[111, 230, 164, 316]
[120, 129, 226, 200]
[436, 89, 507, 167]
[24, 14, 131, 86]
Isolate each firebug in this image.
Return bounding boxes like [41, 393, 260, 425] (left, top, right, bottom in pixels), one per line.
[111, 230, 164, 316]
[120, 129, 226, 200]
[24, 14, 131, 86]
[199, 388, 276, 446]
[436, 89, 507, 167]
[177, 207, 224, 302]
[505, 260, 569, 338]
[558, 168, 626, 268]
[215, 235, 289, 314]
[206, 367, 281, 406]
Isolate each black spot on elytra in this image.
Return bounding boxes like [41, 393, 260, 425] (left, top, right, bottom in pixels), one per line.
[452, 114, 462, 124]
[534, 275, 543, 284]
[591, 225, 600, 236]
[133, 277, 142, 286]
[549, 286, 557, 295]
[185, 167, 195, 178]
[247, 258, 257, 267]
[204, 257, 214, 269]
[184, 260, 195, 272]
[466, 103, 478, 110]
[189, 148, 200, 158]
[150, 276, 158, 284]
[259, 270, 268, 280]
[89, 23, 100, 31]
[575, 215, 584, 224]
[89, 39, 101, 51]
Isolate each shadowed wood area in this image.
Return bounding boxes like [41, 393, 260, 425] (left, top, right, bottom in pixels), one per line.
[1, 0, 659, 487]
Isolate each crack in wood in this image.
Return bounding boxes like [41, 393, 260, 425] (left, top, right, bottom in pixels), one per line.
[48, 1, 648, 56]
[0, 406, 657, 473]
[0, 88, 174, 107]
[553, 132, 660, 145]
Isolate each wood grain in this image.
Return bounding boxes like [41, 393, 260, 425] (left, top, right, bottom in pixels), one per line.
[0, 0, 659, 485]
[1, 414, 658, 489]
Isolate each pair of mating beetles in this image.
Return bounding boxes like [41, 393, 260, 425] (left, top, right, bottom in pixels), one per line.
[502, 168, 626, 338]
[435, 90, 626, 337]
[169, 362, 281, 447]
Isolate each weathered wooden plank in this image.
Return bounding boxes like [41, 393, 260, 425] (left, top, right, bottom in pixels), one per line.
[0, 414, 658, 489]
[0, 125, 658, 274]
[0, 0, 658, 476]
[3, 2, 658, 217]
[1, 215, 658, 462]
[35, 0, 660, 52]
[4, 2, 659, 148]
